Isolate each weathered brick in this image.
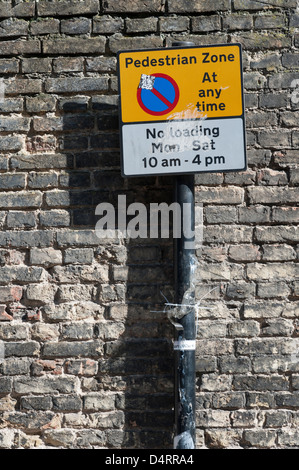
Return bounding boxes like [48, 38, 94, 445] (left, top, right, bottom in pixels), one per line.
[0, 230, 53, 248]
[53, 57, 84, 73]
[204, 225, 253, 244]
[269, 72, 299, 89]
[0, 191, 42, 209]
[196, 357, 217, 373]
[127, 17, 158, 33]
[0, 18, 28, 37]
[0, 173, 25, 189]
[168, 0, 230, 12]
[255, 14, 286, 30]
[93, 16, 124, 34]
[237, 337, 297, 356]
[46, 76, 108, 94]
[11, 154, 73, 170]
[103, 0, 164, 13]
[0, 286, 23, 303]
[223, 14, 253, 30]
[246, 111, 277, 128]
[232, 32, 290, 50]
[26, 284, 56, 303]
[278, 429, 299, 447]
[196, 187, 244, 204]
[109, 34, 163, 54]
[259, 93, 288, 108]
[43, 429, 75, 447]
[0, 98, 23, 114]
[64, 248, 94, 265]
[14, 376, 79, 394]
[43, 340, 103, 358]
[231, 410, 256, 427]
[33, 114, 95, 132]
[83, 392, 116, 411]
[219, 356, 251, 374]
[39, 210, 70, 228]
[26, 95, 56, 113]
[52, 395, 82, 412]
[257, 169, 288, 185]
[1, 357, 31, 376]
[38, 0, 99, 16]
[247, 263, 298, 281]
[28, 172, 58, 189]
[205, 206, 237, 224]
[85, 56, 116, 73]
[56, 230, 102, 247]
[4, 341, 40, 357]
[247, 149, 271, 167]
[0, 376, 12, 393]
[0, 117, 29, 132]
[6, 211, 36, 229]
[233, 374, 289, 391]
[252, 355, 299, 374]
[197, 409, 231, 428]
[0, 40, 40, 56]
[61, 17, 91, 35]
[0, 1, 35, 18]
[260, 318, 294, 337]
[248, 187, 298, 205]
[255, 226, 299, 243]
[246, 392, 275, 409]
[20, 396, 53, 411]
[228, 245, 261, 262]
[243, 429, 276, 448]
[0, 323, 29, 341]
[159, 16, 189, 32]
[262, 244, 296, 261]
[257, 282, 290, 299]
[43, 38, 105, 55]
[272, 207, 299, 223]
[224, 170, 256, 186]
[234, 0, 297, 8]
[26, 135, 56, 154]
[273, 150, 298, 168]
[30, 18, 60, 35]
[238, 205, 271, 224]
[276, 393, 299, 408]
[250, 53, 281, 71]
[245, 93, 258, 108]
[192, 15, 221, 32]
[65, 359, 98, 376]
[201, 374, 232, 392]
[5, 78, 42, 95]
[244, 72, 266, 90]
[227, 320, 259, 337]
[204, 429, 242, 448]
[0, 0, 296, 451]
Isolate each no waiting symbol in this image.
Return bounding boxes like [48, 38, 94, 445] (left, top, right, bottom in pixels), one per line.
[137, 73, 180, 116]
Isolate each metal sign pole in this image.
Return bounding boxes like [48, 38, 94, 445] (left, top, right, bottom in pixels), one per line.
[117, 40, 246, 450]
[172, 41, 196, 450]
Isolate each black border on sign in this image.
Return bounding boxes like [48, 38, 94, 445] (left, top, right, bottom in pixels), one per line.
[117, 43, 247, 178]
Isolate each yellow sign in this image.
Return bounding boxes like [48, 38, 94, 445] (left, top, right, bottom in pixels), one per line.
[118, 44, 244, 123]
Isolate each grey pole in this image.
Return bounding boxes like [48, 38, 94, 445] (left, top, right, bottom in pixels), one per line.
[172, 40, 196, 449]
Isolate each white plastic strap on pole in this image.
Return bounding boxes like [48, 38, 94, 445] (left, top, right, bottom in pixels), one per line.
[173, 339, 196, 351]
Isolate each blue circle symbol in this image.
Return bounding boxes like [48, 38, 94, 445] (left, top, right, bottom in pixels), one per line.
[137, 73, 180, 116]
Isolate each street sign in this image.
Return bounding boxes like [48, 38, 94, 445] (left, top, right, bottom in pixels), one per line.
[117, 44, 246, 177]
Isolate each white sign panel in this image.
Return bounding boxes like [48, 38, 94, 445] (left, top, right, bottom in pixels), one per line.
[122, 117, 245, 176]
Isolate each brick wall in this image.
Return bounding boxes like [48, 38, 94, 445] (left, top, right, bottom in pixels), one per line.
[0, 0, 298, 449]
